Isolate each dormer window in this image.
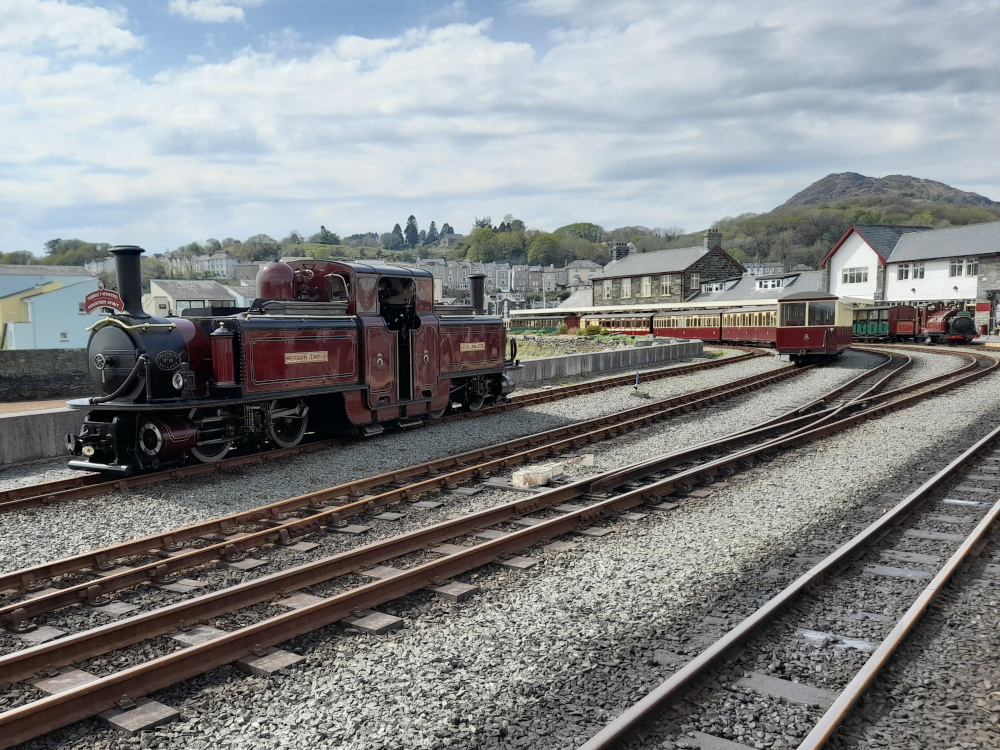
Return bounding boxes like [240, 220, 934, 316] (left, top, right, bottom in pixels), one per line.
[755, 278, 783, 290]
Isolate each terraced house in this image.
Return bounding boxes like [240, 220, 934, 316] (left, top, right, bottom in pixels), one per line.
[593, 230, 745, 308]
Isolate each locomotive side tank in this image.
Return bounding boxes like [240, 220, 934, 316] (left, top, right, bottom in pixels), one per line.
[66, 247, 516, 475]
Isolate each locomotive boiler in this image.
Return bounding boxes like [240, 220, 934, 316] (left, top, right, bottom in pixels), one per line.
[66, 246, 516, 475]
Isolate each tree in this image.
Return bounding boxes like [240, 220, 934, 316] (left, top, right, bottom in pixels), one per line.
[556, 222, 606, 242]
[473, 216, 493, 230]
[528, 234, 561, 265]
[238, 234, 281, 262]
[441, 223, 454, 236]
[203, 238, 223, 254]
[0, 251, 35, 264]
[382, 223, 405, 250]
[425, 221, 439, 245]
[281, 231, 304, 245]
[309, 226, 340, 245]
[418, 229, 427, 245]
[404, 215, 419, 248]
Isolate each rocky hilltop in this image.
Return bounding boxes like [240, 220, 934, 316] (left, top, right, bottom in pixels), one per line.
[776, 172, 999, 211]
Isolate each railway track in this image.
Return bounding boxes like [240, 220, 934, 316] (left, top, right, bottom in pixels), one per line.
[0, 348, 994, 746]
[0, 346, 765, 514]
[578, 402, 1000, 750]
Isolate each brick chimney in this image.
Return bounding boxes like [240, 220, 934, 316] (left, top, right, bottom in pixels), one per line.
[704, 229, 722, 250]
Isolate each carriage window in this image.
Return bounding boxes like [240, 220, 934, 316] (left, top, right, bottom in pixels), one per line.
[780, 303, 806, 326]
[880, 309, 889, 320]
[808, 301, 836, 325]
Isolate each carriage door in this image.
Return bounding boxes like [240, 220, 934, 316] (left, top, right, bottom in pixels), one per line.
[412, 320, 440, 400]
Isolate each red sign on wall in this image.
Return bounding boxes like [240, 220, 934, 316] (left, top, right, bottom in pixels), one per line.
[84, 289, 124, 313]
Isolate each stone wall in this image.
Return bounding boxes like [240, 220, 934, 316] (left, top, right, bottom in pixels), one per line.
[0, 349, 92, 401]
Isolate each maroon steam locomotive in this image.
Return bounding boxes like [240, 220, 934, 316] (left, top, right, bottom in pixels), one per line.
[66, 246, 516, 475]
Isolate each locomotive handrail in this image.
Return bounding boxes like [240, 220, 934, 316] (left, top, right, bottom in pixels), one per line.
[86, 317, 177, 333]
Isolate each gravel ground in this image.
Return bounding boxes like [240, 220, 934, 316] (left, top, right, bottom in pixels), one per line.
[9, 347, 996, 750]
[0, 349, 789, 574]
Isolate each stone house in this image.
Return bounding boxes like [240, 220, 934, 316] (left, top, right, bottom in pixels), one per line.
[593, 230, 745, 308]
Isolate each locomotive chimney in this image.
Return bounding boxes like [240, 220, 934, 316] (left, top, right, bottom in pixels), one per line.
[111, 245, 148, 318]
[469, 274, 486, 314]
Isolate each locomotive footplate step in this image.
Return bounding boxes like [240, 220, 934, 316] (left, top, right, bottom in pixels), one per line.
[236, 647, 305, 677]
[226, 558, 268, 571]
[345, 611, 404, 635]
[156, 578, 207, 593]
[330, 524, 371, 535]
[374, 512, 406, 521]
[735, 671, 837, 708]
[99, 699, 180, 736]
[172, 625, 227, 647]
[278, 592, 327, 609]
[17, 625, 67, 645]
[429, 582, 480, 602]
[31, 667, 99, 694]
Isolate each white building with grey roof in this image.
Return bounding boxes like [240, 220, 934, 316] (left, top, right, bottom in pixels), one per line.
[142, 279, 239, 316]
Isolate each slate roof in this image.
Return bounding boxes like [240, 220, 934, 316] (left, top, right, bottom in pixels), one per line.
[887, 221, 1000, 262]
[557, 287, 595, 308]
[565, 259, 602, 269]
[820, 225, 932, 267]
[686, 271, 824, 304]
[150, 279, 236, 299]
[602, 246, 711, 277]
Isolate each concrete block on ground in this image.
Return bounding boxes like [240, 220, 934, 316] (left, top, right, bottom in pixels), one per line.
[511, 454, 594, 488]
[31, 668, 99, 694]
[236, 647, 305, 677]
[346, 612, 404, 635]
[429, 582, 480, 602]
[99, 699, 180, 735]
[16, 625, 66, 645]
[172, 625, 227, 647]
[278, 592, 326, 609]
[0, 407, 84, 466]
[501, 555, 540, 570]
[508, 339, 704, 386]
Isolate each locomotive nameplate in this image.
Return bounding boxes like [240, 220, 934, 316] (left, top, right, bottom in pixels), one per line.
[285, 351, 329, 364]
[460, 342, 486, 352]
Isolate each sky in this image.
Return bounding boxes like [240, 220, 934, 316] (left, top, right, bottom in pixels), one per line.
[2, 0, 1000, 254]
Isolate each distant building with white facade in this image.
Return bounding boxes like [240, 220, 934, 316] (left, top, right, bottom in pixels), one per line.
[0, 265, 103, 349]
[142, 279, 239, 316]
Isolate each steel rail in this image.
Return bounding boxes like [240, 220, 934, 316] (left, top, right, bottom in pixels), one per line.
[1, 353, 996, 747]
[0, 365, 807, 617]
[576, 378, 1000, 750]
[0, 347, 764, 512]
[0, 361, 799, 596]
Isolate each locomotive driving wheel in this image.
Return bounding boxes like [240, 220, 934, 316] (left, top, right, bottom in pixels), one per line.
[190, 440, 233, 463]
[266, 399, 309, 448]
[188, 407, 233, 463]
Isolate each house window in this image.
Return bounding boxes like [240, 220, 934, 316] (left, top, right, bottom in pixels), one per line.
[640, 276, 652, 297]
[702, 282, 725, 292]
[177, 299, 206, 309]
[967, 258, 979, 276]
[603, 280, 612, 299]
[621, 278, 632, 298]
[661, 275, 672, 296]
[755, 278, 783, 290]
[841, 267, 868, 284]
[949, 259, 964, 277]
[897, 264, 910, 280]
[913, 263, 925, 279]
[688, 273, 700, 289]
[78, 302, 87, 314]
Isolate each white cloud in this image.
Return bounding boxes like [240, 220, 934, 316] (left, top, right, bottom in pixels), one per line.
[168, 0, 268, 24]
[2, 0, 1000, 252]
[0, 0, 140, 54]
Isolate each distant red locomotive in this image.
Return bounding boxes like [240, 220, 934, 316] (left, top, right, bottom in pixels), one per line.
[66, 246, 516, 475]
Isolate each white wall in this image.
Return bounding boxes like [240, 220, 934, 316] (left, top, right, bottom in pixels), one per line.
[828, 232, 881, 300]
[885, 258, 979, 303]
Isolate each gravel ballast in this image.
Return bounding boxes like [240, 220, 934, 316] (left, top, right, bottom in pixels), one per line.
[9, 347, 996, 750]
